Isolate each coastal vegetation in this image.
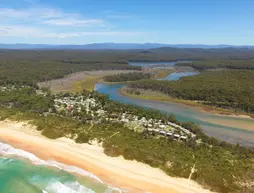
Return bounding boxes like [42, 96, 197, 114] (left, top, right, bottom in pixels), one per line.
[1, 48, 254, 86]
[152, 69, 175, 79]
[126, 70, 254, 114]
[103, 72, 152, 83]
[73, 75, 104, 92]
[1, 49, 254, 192]
[0, 50, 142, 86]
[0, 86, 54, 113]
[0, 60, 140, 86]
[120, 88, 252, 118]
[177, 60, 254, 70]
[38, 70, 139, 94]
[102, 69, 175, 83]
[0, 85, 254, 193]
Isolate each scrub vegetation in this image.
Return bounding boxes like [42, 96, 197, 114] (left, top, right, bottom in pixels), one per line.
[1, 49, 254, 192]
[103, 72, 152, 82]
[126, 70, 254, 114]
[0, 87, 254, 193]
[73, 76, 104, 92]
[177, 60, 254, 70]
[1, 48, 254, 85]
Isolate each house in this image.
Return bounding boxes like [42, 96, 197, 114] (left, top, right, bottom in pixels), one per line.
[51, 93, 197, 143]
[180, 136, 188, 140]
[67, 105, 73, 112]
[174, 134, 180, 139]
[159, 125, 166, 129]
[159, 130, 166, 135]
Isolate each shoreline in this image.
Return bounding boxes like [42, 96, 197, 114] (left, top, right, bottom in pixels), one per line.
[0, 120, 213, 193]
[99, 68, 175, 85]
[38, 70, 140, 93]
[119, 88, 254, 120]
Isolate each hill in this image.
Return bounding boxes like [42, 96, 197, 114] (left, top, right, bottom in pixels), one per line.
[1, 43, 254, 50]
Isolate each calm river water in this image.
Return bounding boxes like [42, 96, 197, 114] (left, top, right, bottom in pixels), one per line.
[95, 61, 254, 147]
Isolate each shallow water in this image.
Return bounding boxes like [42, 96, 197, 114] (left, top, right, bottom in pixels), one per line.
[95, 66, 254, 147]
[0, 142, 122, 193]
[128, 60, 192, 68]
[95, 83, 254, 146]
[159, 71, 200, 81]
[128, 61, 176, 67]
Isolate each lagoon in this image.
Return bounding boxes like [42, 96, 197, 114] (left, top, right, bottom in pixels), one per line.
[160, 71, 200, 81]
[95, 61, 254, 147]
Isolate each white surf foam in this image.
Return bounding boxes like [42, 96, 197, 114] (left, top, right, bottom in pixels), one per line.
[0, 141, 124, 193]
[0, 157, 11, 162]
[45, 181, 95, 193]
[0, 142, 103, 183]
[105, 186, 123, 193]
[65, 181, 98, 193]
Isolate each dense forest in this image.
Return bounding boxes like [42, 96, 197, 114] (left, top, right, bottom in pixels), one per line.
[1, 48, 254, 86]
[127, 70, 254, 113]
[177, 60, 254, 70]
[0, 87, 253, 193]
[0, 86, 54, 113]
[1, 49, 254, 192]
[1, 48, 254, 62]
[0, 60, 140, 86]
[103, 72, 152, 82]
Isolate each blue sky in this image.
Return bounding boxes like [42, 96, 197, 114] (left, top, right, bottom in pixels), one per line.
[0, 0, 253, 45]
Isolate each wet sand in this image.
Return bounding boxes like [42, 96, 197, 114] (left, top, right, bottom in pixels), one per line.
[0, 120, 213, 193]
[199, 117, 254, 132]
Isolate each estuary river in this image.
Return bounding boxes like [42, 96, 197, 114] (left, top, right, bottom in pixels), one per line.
[95, 61, 254, 147]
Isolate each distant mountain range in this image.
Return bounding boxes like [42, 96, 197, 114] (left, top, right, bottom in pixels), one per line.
[0, 43, 254, 50]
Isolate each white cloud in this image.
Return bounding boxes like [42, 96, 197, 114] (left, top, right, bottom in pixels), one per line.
[0, 7, 104, 27]
[0, 6, 142, 41]
[43, 18, 104, 26]
[0, 7, 65, 26]
[0, 25, 44, 37]
[0, 8, 30, 18]
[0, 25, 142, 39]
[45, 31, 142, 38]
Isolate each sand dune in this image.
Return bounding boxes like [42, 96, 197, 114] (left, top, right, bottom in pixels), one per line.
[0, 120, 213, 193]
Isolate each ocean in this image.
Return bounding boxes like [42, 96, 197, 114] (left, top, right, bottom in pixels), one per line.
[0, 142, 122, 193]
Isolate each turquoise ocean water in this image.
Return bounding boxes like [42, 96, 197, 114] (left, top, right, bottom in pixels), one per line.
[1, 61, 253, 192]
[0, 141, 122, 193]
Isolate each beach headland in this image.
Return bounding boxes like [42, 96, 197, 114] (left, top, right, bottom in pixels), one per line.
[0, 120, 213, 193]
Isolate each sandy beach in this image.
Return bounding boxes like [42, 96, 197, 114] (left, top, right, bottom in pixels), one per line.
[0, 120, 214, 193]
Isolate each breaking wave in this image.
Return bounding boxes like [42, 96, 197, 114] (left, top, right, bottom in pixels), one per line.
[45, 181, 96, 193]
[0, 141, 103, 183]
[0, 141, 123, 193]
